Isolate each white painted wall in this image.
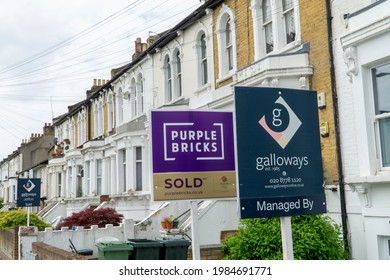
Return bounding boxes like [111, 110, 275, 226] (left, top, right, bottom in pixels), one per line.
[19, 220, 135, 259]
[332, 0, 390, 259]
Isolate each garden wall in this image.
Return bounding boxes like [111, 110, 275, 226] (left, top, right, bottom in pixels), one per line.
[0, 227, 18, 260]
[19, 219, 135, 260]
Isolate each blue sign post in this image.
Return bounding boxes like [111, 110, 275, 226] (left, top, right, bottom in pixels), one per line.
[234, 87, 326, 219]
[17, 178, 41, 207]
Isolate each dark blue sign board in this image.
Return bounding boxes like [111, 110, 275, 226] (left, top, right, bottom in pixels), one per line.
[234, 87, 326, 218]
[17, 178, 41, 207]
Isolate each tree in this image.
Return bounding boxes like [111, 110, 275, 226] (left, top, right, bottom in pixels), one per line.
[222, 214, 350, 260]
[58, 207, 124, 229]
[0, 209, 52, 231]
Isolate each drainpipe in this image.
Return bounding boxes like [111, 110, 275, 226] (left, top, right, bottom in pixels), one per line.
[325, 0, 349, 253]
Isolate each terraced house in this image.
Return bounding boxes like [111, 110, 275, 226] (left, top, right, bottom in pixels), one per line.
[330, 0, 390, 259]
[4, 0, 387, 259]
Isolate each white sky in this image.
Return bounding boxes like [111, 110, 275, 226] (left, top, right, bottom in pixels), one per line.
[0, 0, 203, 160]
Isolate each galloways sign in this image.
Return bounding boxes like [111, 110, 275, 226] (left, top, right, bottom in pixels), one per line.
[234, 87, 326, 218]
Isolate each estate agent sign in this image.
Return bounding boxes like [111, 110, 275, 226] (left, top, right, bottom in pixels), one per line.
[151, 110, 236, 201]
[234, 87, 326, 218]
[17, 178, 41, 207]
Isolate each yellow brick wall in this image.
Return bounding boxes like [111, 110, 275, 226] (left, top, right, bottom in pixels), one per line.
[300, 0, 339, 184]
[212, 0, 339, 184]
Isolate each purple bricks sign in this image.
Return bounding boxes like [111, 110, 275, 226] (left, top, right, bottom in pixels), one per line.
[151, 110, 237, 201]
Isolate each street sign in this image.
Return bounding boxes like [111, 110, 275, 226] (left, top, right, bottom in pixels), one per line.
[234, 87, 326, 218]
[151, 110, 237, 201]
[17, 178, 41, 207]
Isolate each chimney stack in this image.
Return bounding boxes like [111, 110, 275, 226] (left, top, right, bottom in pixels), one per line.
[132, 37, 147, 61]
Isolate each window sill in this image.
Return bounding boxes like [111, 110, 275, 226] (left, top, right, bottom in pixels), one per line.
[194, 83, 212, 95]
[346, 171, 390, 185]
[128, 112, 146, 122]
[258, 39, 303, 60]
[216, 72, 236, 85]
[164, 96, 185, 106]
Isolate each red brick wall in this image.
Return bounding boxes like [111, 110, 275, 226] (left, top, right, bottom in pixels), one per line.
[32, 242, 86, 260]
[0, 227, 18, 260]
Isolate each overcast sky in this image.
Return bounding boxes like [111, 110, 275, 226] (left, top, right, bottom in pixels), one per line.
[0, 0, 202, 160]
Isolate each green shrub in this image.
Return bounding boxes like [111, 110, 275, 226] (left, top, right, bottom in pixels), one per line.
[0, 197, 3, 209]
[222, 215, 350, 260]
[0, 209, 52, 231]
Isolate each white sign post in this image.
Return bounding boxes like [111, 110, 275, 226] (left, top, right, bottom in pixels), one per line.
[190, 201, 201, 260]
[280, 216, 294, 260]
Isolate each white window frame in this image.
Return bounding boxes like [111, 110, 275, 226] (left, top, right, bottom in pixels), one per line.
[85, 161, 90, 195]
[107, 93, 114, 131]
[58, 172, 62, 197]
[216, 5, 237, 81]
[198, 31, 209, 87]
[130, 77, 137, 118]
[120, 149, 126, 193]
[135, 146, 143, 191]
[164, 55, 173, 103]
[174, 49, 183, 98]
[65, 122, 69, 141]
[96, 159, 102, 195]
[371, 63, 390, 170]
[94, 102, 99, 138]
[78, 109, 86, 145]
[262, 0, 274, 54]
[98, 98, 103, 136]
[251, 0, 300, 61]
[282, 0, 296, 45]
[117, 88, 124, 125]
[69, 118, 75, 148]
[137, 73, 144, 114]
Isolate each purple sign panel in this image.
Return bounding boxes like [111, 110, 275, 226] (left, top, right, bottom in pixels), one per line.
[151, 110, 237, 201]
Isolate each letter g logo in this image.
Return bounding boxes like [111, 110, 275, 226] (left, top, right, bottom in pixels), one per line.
[259, 95, 301, 149]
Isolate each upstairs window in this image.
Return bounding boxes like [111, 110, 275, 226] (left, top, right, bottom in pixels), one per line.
[283, 0, 296, 44]
[137, 74, 144, 113]
[251, 0, 299, 60]
[107, 93, 114, 131]
[199, 33, 208, 86]
[93, 99, 103, 137]
[98, 99, 103, 135]
[372, 63, 390, 167]
[78, 109, 86, 145]
[165, 55, 173, 102]
[216, 5, 237, 79]
[94, 103, 99, 138]
[226, 19, 234, 71]
[131, 78, 137, 118]
[262, 0, 273, 54]
[69, 118, 75, 148]
[164, 50, 182, 103]
[175, 50, 182, 97]
[117, 88, 124, 124]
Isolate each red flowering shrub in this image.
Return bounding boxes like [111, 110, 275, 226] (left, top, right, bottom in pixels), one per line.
[58, 207, 124, 229]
